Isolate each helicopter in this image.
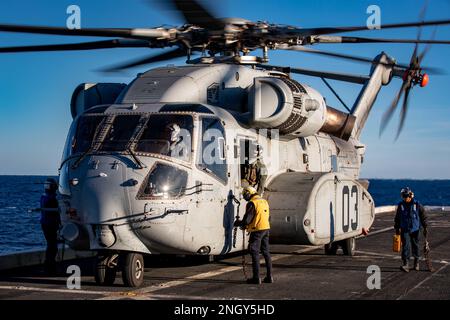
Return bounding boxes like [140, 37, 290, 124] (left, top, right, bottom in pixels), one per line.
[1, 0, 450, 287]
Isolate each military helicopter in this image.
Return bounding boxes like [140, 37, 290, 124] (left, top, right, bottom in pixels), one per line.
[2, 0, 450, 287]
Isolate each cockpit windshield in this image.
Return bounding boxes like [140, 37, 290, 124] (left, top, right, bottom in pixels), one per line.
[99, 115, 141, 152]
[136, 115, 193, 161]
[72, 115, 106, 154]
[66, 113, 194, 162]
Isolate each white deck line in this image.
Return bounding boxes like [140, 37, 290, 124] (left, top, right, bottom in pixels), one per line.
[98, 246, 320, 300]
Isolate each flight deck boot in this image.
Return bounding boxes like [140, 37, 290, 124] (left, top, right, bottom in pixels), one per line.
[400, 260, 409, 273]
[246, 278, 262, 285]
[263, 276, 274, 283]
[413, 258, 420, 271]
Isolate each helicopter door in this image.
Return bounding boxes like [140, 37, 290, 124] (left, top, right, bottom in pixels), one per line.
[237, 138, 259, 186]
[234, 137, 258, 212]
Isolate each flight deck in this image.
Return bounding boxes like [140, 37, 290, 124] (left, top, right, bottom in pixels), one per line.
[1, 209, 449, 300]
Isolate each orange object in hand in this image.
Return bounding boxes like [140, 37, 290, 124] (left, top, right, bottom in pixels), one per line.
[393, 234, 401, 252]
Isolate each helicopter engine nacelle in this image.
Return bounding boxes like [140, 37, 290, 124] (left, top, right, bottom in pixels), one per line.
[70, 83, 126, 118]
[248, 77, 327, 137]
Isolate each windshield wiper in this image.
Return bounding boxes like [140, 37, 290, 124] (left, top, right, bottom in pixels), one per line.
[71, 147, 94, 169]
[126, 117, 149, 170]
[72, 118, 107, 169]
[128, 147, 146, 170]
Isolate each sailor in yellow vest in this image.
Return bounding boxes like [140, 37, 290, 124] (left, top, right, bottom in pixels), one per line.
[234, 186, 273, 284]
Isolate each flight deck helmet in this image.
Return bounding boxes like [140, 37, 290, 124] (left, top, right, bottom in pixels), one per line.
[400, 187, 414, 202]
[243, 186, 257, 201]
[44, 178, 58, 194]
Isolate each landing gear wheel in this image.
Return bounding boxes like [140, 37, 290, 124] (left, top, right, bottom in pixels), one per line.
[342, 237, 356, 256]
[324, 242, 338, 255]
[94, 254, 117, 286]
[121, 253, 144, 288]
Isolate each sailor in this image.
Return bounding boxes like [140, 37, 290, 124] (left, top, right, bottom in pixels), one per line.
[394, 187, 428, 272]
[234, 186, 273, 284]
[165, 123, 188, 160]
[242, 144, 267, 195]
[40, 178, 61, 275]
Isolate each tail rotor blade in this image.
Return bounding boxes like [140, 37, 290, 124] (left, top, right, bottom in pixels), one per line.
[396, 86, 412, 140]
[380, 80, 408, 136]
[419, 27, 437, 64]
[411, 0, 429, 66]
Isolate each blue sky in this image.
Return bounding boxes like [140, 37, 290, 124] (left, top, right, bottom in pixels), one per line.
[0, 0, 449, 178]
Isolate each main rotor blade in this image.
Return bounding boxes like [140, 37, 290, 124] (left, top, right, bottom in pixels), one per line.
[311, 35, 450, 45]
[396, 86, 412, 140]
[289, 67, 370, 84]
[0, 24, 170, 40]
[298, 18, 450, 37]
[278, 45, 444, 74]
[169, 0, 224, 30]
[380, 80, 409, 136]
[277, 45, 409, 69]
[0, 39, 151, 53]
[259, 64, 370, 84]
[101, 47, 187, 72]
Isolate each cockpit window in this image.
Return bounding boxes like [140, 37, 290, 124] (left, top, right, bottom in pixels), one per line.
[72, 115, 106, 154]
[198, 117, 228, 183]
[139, 163, 188, 199]
[136, 115, 193, 162]
[99, 115, 141, 152]
[64, 114, 194, 164]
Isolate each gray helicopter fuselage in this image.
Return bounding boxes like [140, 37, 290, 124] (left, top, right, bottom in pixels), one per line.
[59, 63, 375, 256]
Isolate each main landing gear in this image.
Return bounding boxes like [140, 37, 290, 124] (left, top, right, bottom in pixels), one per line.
[94, 252, 144, 287]
[324, 237, 356, 256]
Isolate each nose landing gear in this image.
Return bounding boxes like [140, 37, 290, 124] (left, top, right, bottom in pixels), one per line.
[94, 252, 145, 288]
[94, 254, 118, 285]
[121, 253, 144, 288]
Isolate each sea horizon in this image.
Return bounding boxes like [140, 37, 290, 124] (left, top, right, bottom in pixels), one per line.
[1, 174, 450, 181]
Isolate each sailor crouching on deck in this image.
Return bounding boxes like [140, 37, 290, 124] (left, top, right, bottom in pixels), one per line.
[234, 186, 273, 285]
[40, 178, 61, 275]
[394, 187, 428, 272]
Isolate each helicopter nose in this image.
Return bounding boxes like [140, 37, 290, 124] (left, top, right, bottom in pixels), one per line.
[69, 156, 134, 224]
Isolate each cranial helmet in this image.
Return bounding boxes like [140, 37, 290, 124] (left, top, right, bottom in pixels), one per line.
[253, 143, 263, 158]
[166, 123, 181, 142]
[45, 178, 58, 193]
[401, 187, 414, 199]
[242, 186, 257, 201]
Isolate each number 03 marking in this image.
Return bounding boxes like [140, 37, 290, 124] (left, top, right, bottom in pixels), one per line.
[342, 185, 358, 233]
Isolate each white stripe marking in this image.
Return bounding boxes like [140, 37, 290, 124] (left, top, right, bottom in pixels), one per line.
[0, 285, 107, 296]
[396, 264, 449, 300]
[98, 246, 320, 300]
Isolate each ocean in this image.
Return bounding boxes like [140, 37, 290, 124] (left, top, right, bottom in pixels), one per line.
[1, 176, 450, 255]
